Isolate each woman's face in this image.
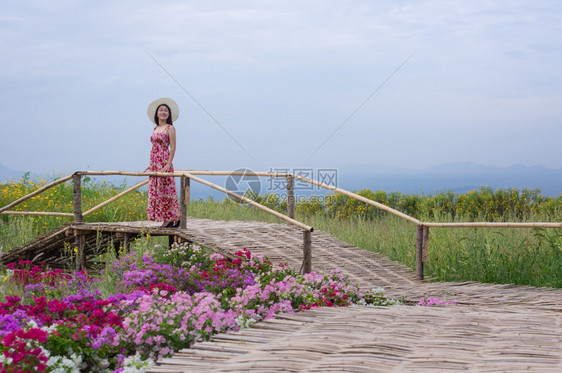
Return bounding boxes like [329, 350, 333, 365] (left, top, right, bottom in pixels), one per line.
[157, 105, 170, 122]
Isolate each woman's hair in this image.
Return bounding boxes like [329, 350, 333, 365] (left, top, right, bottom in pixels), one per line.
[154, 104, 174, 125]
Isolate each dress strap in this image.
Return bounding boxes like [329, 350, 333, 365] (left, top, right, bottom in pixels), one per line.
[153, 125, 171, 135]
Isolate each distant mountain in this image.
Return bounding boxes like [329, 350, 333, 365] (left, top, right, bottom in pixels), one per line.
[0, 162, 26, 180]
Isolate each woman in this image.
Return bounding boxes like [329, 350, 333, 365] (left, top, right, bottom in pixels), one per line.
[146, 97, 181, 227]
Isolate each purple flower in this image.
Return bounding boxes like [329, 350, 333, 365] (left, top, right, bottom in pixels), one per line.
[0, 309, 31, 337]
[91, 326, 119, 349]
[23, 283, 46, 298]
[123, 269, 156, 287]
[63, 288, 102, 304]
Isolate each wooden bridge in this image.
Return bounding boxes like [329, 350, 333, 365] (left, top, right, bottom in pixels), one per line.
[2, 170, 562, 371]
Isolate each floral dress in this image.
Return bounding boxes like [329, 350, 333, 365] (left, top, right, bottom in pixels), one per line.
[147, 125, 180, 222]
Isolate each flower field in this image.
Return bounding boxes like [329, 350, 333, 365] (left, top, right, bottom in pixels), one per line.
[246, 186, 561, 222]
[0, 242, 405, 372]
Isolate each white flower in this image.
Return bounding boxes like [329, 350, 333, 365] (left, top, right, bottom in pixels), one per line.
[354, 299, 367, 306]
[0, 355, 14, 366]
[46, 353, 82, 373]
[41, 323, 58, 334]
[235, 315, 257, 330]
[40, 346, 51, 358]
[122, 353, 156, 373]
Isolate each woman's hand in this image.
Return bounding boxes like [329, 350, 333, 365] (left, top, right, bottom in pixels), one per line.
[161, 163, 172, 172]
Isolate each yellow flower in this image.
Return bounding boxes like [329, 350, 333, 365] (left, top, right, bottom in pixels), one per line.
[74, 248, 78, 253]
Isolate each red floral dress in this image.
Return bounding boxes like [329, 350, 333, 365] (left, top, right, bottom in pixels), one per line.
[147, 126, 180, 222]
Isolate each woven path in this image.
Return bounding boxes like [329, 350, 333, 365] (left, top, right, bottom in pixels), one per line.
[153, 305, 562, 372]
[55, 218, 562, 372]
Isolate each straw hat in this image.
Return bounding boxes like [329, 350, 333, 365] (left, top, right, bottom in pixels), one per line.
[147, 97, 179, 124]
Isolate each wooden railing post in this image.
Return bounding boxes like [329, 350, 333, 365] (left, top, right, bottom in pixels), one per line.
[74, 234, 86, 271]
[415, 224, 424, 280]
[180, 176, 189, 229]
[422, 225, 429, 264]
[72, 174, 83, 223]
[123, 233, 130, 251]
[286, 175, 294, 219]
[302, 230, 312, 274]
[72, 174, 86, 270]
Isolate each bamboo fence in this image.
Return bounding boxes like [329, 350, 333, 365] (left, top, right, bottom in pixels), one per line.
[1, 170, 560, 278]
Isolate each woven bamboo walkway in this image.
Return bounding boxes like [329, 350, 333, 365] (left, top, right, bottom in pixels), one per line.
[153, 305, 562, 372]
[144, 218, 562, 372]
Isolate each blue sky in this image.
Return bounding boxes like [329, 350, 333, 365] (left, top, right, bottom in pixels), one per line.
[1, 0, 561, 176]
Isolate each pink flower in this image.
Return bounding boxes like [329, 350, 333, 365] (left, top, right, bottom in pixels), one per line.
[416, 296, 456, 306]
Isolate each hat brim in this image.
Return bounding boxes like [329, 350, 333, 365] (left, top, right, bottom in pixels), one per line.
[147, 97, 179, 124]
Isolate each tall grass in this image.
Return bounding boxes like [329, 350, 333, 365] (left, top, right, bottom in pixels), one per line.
[1, 175, 561, 287]
[293, 210, 560, 287]
[424, 226, 562, 287]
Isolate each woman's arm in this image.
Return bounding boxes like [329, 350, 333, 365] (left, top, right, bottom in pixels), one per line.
[162, 125, 177, 172]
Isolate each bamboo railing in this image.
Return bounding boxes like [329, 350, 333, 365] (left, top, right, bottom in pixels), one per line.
[1, 170, 560, 278]
[0, 170, 314, 273]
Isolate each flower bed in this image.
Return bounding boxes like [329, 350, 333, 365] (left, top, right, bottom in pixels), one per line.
[1, 243, 404, 372]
